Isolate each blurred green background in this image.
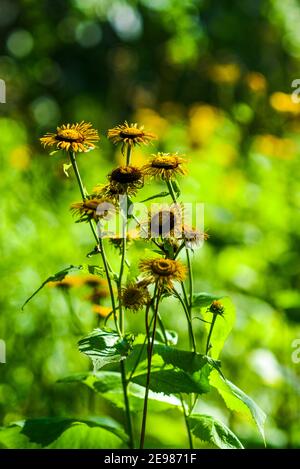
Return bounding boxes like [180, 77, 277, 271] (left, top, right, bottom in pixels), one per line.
[1, 0, 300, 449]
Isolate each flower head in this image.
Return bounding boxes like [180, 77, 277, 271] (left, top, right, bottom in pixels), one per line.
[108, 165, 144, 196]
[107, 121, 156, 153]
[70, 196, 116, 222]
[48, 276, 83, 289]
[143, 204, 182, 239]
[209, 300, 225, 316]
[121, 281, 151, 312]
[142, 153, 187, 181]
[181, 225, 209, 249]
[139, 257, 186, 289]
[40, 122, 99, 153]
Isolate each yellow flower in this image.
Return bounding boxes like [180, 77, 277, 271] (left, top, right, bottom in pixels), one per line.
[70, 196, 116, 222]
[121, 281, 151, 312]
[107, 121, 156, 152]
[142, 153, 187, 181]
[92, 305, 112, 317]
[270, 92, 300, 115]
[208, 300, 225, 316]
[108, 165, 144, 196]
[40, 121, 99, 153]
[143, 204, 183, 239]
[139, 257, 186, 289]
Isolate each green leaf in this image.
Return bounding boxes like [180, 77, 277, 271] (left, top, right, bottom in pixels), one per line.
[189, 414, 244, 449]
[210, 370, 266, 444]
[82, 264, 104, 277]
[171, 179, 181, 198]
[21, 265, 84, 310]
[63, 163, 72, 177]
[155, 329, 178, 345]
[140, 191, 170, 203]
[192, 292, 224, 308]
[59, 372, 182, 412]
[0, 417, 126, 449]
[132, 364, 211, 395]
[78, 329, 134, 372]
[203, 297, 235, 359]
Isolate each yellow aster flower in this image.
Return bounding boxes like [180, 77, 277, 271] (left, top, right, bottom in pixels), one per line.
[142, 204, 183, 239]
[142, 153, 187, 181]
[70, 196, 116, 223]
[139, 257, 186, 290]
[108, 165, 144, 196]
[40, 121, 99, 153]
[121, 281, 151, 312]
[107, 121, 156, 153]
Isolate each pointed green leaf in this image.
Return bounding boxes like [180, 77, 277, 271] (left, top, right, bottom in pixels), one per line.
[210, 370, 266, 444]
[21, 265, 84, 310]
[140, 191, 170, 203]
[58, 371, 182, 412]
[192, 292, 224, 308]
[78, 329, 134, 371]
[189, 414, 244, 449]
[63, 163, 72, 177]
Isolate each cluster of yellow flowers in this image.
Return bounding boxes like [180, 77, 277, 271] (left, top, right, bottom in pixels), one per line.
[40, 120, 207, 313]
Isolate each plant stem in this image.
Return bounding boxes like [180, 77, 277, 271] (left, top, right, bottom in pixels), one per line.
[69, 151, 99, 245]
[140, 284, 160, 449]
[166, 179, 177, 204]
[206, 313, 217, 355]
[120, 360, 134, 449]
[180, 395, 194, 449]
[126, 144, 131, 166]
[174, 289, 197, 352]
[186, 249, 193, 309]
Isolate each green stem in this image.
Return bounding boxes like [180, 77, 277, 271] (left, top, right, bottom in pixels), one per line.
[180, 395, 194, 449]
[126, 145, 131, 166]
[206, 313, 217, 355]
[174, 289, 196, 352]
[69, 151, 99, 245]
[186, 249, 193, 309]
[120, 361, 134, 449]
[140, 284, 160, 449]
[166, 179, 177, 204]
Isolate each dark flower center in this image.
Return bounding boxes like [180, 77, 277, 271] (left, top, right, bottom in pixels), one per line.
[151, 210, 176, 236]
[152, 259, 176, 276]
[152, 156, 178, 169]
[110, 166, 142, 183]
[120, 128, 144, 139]
[56, 128, 84, 142]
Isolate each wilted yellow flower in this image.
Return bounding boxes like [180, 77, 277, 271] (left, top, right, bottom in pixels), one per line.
[245, 72, 267, 93]
[139, 258, 186, 289]
[108, 165, 144, 196]
[40, 122, 99, 153]
[143, 205, 183, 239]
[107, 121, 156, 152]
[181, 225, 209, 249]
[70, 196, 116, 222]
[270, 92, 300, 114]
[142, 153, 187, 181]
[121, 281, 151, 312]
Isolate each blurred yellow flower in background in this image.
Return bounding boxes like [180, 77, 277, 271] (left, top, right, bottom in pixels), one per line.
[209, 63, 241, 84]
[253, 134, 296, 160]
[245, 72, 267, 93]
[270, 92, 300, 115]
[9, 145, 31, 170]
[189, 105, 223, 147]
